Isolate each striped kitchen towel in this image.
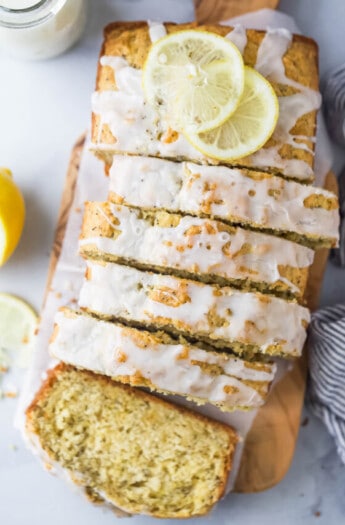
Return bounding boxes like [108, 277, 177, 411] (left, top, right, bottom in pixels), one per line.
[308, 304, 345, 464]
[322, 64, 345, 147]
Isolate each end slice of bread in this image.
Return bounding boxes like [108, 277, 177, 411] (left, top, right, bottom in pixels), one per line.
[91, 21, 319, 181]
[26, 364, 237, 518]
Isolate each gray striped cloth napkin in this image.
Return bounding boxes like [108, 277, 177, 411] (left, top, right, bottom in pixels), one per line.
[323, 66, 345, 266]
[323, 64, 345, 148]
[308, 67, 345, 464]
[308, 304, 345, 464]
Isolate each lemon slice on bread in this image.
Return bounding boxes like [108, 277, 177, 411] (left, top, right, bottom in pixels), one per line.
[184, 66, 279, 161]
[143, 30, 245, 133]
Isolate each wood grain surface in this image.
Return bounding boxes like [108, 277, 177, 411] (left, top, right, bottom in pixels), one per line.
[44, 134, 84, 296]
[194, 0, 280, 23]
[45, 135, 337, 493]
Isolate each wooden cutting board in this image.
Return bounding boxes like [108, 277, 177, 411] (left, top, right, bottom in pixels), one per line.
[46, 135, 337, 493]
[194, 0, 280, 23]
[44, 0, 337, 496]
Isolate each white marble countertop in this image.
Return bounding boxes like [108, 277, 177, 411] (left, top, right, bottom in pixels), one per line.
[1, 1, 345, 524]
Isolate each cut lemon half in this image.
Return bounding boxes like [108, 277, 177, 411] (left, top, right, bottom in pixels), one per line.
[185, 66, 279, 161]
[143, 30, 244, 133]
[0, 293, 37, 353]
[0, 168, 25, 266]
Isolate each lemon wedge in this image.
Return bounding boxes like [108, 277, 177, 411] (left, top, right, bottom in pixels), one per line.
[0, 168, 25, 266]
[0, 293, 37, 353]
[143, 30, 244, 133]
[185, 66, 279, 161]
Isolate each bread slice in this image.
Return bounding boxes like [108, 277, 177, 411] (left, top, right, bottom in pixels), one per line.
[79, 260, 310, 357]
[91, 21, 319, 181]
[80, 202, 314, 300]
[108, 156, 339, 249]
[49, 308, 277, 411]
[26, 364, 237, 518]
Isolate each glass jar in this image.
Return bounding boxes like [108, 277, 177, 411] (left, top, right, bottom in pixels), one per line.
[0, 0, 87, 60]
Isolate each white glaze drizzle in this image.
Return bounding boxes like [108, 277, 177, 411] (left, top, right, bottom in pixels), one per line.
[225, 25, 247, 55]
[80, 203, 314, 295]
[50, 310, 277, 409]
[147, 20, 167, 43]
[91, 84, 200, 161]
[100, 56, 142, 94]
[108, 155, 339, 244]
[79, 262, 310, 356]
[251, 28, 321, 178]
[92, 27, 321, 179]
[256, 29, 304, 89]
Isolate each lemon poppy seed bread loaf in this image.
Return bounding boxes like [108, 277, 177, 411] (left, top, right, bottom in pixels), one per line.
[24, 21, 340, 520]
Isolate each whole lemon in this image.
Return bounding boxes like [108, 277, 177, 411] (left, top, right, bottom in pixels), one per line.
[0, 168, 25, 266]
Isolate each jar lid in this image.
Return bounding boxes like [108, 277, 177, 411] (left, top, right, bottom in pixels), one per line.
[0, 0, 66, 28]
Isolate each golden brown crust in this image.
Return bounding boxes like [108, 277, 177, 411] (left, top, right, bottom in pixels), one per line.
[95, 20, 319, 92]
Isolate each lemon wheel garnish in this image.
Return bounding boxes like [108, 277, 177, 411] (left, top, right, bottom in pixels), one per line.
[0, 293, 37, 352]
[0, 168, 25, 266]
[184, 66, 279, 161]
[143, 30, 245, 134]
